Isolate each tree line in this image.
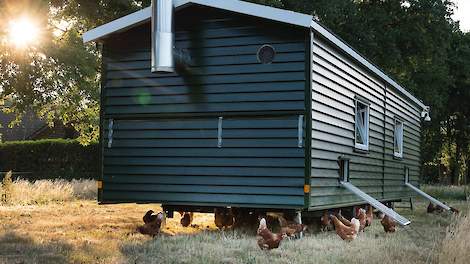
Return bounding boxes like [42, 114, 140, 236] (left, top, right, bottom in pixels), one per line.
[0, 0, 469, 185]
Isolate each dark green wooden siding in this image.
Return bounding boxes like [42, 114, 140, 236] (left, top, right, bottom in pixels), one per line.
[104, 7, 306, 117]
[383, 88, 421, 200]
[101, 7, 308, 209]
[310, 35, 422, 209]
[102, 116, 305, 207]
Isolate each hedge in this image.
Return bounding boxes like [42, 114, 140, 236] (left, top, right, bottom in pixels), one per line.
[0, 139, 99, 180]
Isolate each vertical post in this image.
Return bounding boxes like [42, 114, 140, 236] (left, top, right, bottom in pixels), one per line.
[338, 157, 350, 183]
[98, 43, 107, 203]
[294, 211, 303, 238]
[217, 117, 223, 148]
[404, 167, 413, 210]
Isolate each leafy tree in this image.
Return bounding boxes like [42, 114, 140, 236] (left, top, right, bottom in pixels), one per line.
[1, 0, 470, 185]
[444, 31, 470, 184]
[0, 0, 150, 144]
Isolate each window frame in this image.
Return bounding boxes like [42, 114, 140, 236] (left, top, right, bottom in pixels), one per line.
[354, 97, 370, 152]
[393, 118, 404, 158]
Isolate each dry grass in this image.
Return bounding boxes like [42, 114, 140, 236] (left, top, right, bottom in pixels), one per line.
[0, 178, 96, 205]
[0, 182, 468, 264]
[439, 204, 470, 263]
[0, 200, 467, 264]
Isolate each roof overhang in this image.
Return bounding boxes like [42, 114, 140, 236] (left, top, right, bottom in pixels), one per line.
[82, 0, 313, 43]
[82, 0, 427, 111]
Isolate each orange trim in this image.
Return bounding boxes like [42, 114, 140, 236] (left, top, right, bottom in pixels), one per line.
[304, 185, 310, 193]
[97, 181, 103, 189]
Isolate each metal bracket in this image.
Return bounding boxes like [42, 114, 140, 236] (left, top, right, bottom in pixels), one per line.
[217, 117, 223, 148]
[298, 115, 304, 148]
[404, 167, 410, 184]
[338, 156, 350, 183]
[107, 119, 114, 148]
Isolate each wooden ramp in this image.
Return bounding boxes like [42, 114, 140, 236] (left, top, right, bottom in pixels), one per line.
[341, 181, 411, 226]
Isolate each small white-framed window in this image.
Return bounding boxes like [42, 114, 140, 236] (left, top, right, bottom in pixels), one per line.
[354, 98, 370, 151]
[394, 119, 404, 158]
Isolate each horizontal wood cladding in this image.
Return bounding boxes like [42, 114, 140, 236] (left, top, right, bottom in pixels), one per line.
[104, 7, 306, 117]
[383, 88, 422, 200]
[102, 116, 305, 208]
[310, 35, 422, 208]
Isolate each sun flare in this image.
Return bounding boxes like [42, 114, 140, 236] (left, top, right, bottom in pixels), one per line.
[7, 17, 40, 48]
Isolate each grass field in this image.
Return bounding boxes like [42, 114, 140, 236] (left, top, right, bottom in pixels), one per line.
[0, 180, 468, 264]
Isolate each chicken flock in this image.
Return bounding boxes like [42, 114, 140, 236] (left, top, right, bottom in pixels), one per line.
[318, 205, 396, 243]
[137, 202, 459, 251]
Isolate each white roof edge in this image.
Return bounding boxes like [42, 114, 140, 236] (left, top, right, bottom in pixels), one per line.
[83, 0, 312, 43]
[311, 21, 427, 110]
[186, 0, 312, 27]
[83, 7, 151, 43]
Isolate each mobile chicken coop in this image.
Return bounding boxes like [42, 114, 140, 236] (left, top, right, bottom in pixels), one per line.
[84, 0, 448, 225]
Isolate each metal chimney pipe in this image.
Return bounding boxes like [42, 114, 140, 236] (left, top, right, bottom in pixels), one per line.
[151, 0, 174, 72]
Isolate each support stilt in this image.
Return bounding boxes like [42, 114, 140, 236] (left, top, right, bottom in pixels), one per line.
[294, 211, 303, 238]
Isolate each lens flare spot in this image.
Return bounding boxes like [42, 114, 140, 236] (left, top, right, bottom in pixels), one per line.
[136, 90, 152, 106]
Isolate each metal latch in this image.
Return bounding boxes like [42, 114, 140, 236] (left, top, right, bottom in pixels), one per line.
[107, 119, 114, 148]
[217, 117, 223, 148]
[298, 115, 304, 148]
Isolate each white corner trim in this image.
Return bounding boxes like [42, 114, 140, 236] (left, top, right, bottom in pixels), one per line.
[311, 21, 427, 110]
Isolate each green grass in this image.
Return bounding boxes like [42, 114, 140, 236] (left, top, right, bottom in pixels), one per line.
[421, 184, 469, 201]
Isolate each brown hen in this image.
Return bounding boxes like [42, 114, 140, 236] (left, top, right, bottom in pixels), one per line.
[330, 215, 360, 241]
[143, 210, 159, 224]
[257, 218, 285, 250]
[138, 211, 164, 237]
[380, 214, 396, 233]
[450, 206, 460, 214]
[320, 211, 334, 232]
[365, 205, 374, 227]
[180, 212, 193, 227]
[427, 202, 436, 213]
[335, 210, 352, 226]
[214, 208, 235, 230]
[355, 208, 367, 232]
[278, 216, 307, 237]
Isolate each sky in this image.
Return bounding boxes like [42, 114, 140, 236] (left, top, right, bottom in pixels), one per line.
[452, 0, 470, 32]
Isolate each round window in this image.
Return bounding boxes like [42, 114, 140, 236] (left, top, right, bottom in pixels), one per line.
[257, 45, 276, 64]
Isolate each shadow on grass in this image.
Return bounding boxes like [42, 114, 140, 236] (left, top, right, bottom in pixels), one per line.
[119, 229, 256, 264]
[0, 231, 72, 264]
